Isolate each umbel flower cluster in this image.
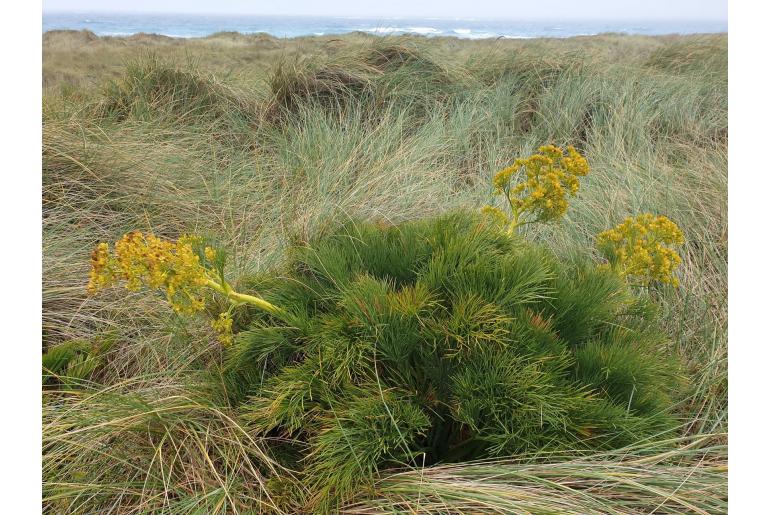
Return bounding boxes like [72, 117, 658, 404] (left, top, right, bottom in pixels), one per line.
[597, 213, 685, 286]
[88, 231, 284, 344]
[482, 146, 684, 287]
[89, 232, 209, 314]
[483, 144, 590, 234]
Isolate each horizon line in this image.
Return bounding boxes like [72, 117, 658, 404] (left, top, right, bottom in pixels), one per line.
[42, 10, 728, 23]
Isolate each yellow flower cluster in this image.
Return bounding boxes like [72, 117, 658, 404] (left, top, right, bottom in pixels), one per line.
[88, 231, 212, 314]
[480, 205, 508, 226]
[484, 145, 589, 234]
[211, 312, 234, 346]
[88, 232, 287, 342]
[88, 242, 113, 293]
[596, 214, 685, 287]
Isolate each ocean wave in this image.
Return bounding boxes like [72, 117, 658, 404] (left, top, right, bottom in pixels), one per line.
[465, 32, 498, 39]
[362, 26, 442, 35]
[453, 28, 471, 34]
[362, 27, 401, 34]
[408, 26, 442, 34]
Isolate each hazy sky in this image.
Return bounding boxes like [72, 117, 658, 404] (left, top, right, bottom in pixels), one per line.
[42, 0, 727, 21]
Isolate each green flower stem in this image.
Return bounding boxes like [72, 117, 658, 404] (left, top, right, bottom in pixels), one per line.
[504, 189, 521, 236]
[506, 211, 520, 236]
[204, 278, 287, 318]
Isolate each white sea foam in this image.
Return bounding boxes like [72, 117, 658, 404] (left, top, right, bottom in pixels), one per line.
[453, 28, 471, 34]
[363, 27, 402, 34]
[408, 26, 441, 34]
[363, 26, 441, 35]
[465, 32, 498, 39]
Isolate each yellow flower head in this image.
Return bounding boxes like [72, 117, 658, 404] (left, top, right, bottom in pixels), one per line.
[597, 214, 685, 286]
[480, 205, 508, 226]
[88, 242, 114, 294]
[87, 231, 211, 314]
[492, 165, 516, 193]
[211, 311, 234, 346]
[484, 145, 590, 229]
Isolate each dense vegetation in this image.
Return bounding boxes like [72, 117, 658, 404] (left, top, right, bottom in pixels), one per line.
[43, 30, 727, 513]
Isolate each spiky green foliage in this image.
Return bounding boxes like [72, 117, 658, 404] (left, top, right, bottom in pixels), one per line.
[222, 212, 681, 510]
[42, 336, 114, 387]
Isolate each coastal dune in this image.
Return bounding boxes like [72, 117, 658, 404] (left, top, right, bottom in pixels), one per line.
[42, 29, 727, 513]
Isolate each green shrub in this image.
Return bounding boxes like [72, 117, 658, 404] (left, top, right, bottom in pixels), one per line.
[221, 212, 682, 511]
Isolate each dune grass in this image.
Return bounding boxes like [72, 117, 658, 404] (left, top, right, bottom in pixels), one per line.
[42, 31, 727, 513]
[350, 434, 727, 514]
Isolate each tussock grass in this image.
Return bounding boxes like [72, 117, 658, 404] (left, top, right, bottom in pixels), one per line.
[350, 434, 727, 514]
[97, 54, 262, 132]
[42, 31, 727, 513]
[43, 379, 288, 513]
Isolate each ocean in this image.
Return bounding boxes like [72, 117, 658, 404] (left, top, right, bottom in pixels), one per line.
[42, 12, 727, 40]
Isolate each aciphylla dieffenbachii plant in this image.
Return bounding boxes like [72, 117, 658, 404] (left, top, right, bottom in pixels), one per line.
[218, 213, 683, 511]
[85, 145, 686, 513]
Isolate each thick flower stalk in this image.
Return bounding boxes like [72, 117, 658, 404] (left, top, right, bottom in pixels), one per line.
[88, 231, 286, 344]
[596, 214, 685, 287]
[482, 145, 589, 234]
